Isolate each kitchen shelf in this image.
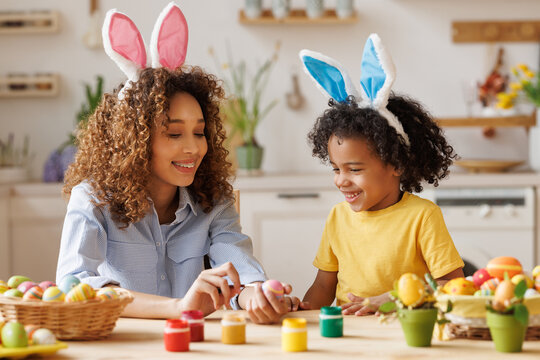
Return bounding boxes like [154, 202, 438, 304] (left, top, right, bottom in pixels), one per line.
[238, 9, 358, 25]
[436, 112, 536, 128]
[0, 11, 60, 34]
[452, 20, 540, 43]
[0, 74, 60, 98]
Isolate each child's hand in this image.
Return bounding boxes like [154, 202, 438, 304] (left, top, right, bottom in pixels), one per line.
[284, 296, 311, 311]
[245, 282, 289, 324]
[181, 262, 241, 315]
[341, 292, 390, 316]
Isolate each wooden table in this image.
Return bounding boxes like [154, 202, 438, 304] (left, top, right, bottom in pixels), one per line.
[49, 310, 540, 359]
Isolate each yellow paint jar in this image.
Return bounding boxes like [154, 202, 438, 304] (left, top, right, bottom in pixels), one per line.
[282, 318, 307, 352]
[221, 313, 246, 344]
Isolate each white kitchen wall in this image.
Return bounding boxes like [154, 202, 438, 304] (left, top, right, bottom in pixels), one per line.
[1, 0, 539, 179]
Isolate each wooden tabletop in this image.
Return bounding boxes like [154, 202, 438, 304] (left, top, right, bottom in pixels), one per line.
[48, 310, 540, 359]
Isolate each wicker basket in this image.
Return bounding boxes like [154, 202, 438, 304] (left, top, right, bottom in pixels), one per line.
[0, 288, 133, 340]
[437, 294, 540, 341]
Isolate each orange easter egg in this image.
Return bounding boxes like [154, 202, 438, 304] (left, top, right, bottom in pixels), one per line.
[493, 280, 515, 312]
[486, 256, 522, 280]
[481, 277, 501, 291]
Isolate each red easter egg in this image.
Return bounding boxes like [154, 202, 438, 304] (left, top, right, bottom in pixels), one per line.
[486, 256, 522, 280]
[472, 268, 493, 288]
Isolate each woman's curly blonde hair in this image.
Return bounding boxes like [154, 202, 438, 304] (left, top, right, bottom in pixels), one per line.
[63, 66, 233, 227]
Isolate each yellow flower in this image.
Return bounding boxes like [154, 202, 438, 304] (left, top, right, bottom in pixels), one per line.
[525, 70, 535, 79]
[521, 79, 531, 86]
[510, 82, 523, 91]
[511, 67, 519, 77]
[517, 63, 530, 72]
[221, 63, 229, 70]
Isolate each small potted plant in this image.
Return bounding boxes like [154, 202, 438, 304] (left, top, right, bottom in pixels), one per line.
[378, 273, 451, 347]
[209, 43, 279, 174]
[486, 274, 528, 353]
[43, 75, 103, 182]
[0, 134, 32, 184]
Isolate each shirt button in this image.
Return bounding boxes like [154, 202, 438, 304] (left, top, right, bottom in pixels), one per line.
[156, 242, 161, 246]
[161, 275, 166, 281]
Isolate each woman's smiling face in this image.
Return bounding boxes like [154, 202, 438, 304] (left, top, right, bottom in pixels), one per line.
[328, 134, 402, 212]
[150, 92, 208, 192]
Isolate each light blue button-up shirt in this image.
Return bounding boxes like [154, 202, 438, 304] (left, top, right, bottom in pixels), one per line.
[56, 182, 267, 299]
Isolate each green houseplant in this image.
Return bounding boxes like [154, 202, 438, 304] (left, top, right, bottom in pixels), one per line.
[486, 274, 528, 353]
[43, 75, 104, 182]
[209, 43, 279, 173]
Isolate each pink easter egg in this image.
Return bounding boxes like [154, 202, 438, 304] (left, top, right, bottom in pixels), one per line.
[17, 281, 38, 294]
[38, 281, 55, 291]
[262, 279, 284, 300]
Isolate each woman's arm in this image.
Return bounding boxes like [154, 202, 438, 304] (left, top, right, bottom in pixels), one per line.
[303, 269, 338, 309]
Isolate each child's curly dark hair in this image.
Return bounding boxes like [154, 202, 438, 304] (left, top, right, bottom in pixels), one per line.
[307, 94, 457, 193]
[63, 66, 233, 227]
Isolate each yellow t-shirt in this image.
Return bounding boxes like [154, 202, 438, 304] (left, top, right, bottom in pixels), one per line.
[313, 192, 464, 306]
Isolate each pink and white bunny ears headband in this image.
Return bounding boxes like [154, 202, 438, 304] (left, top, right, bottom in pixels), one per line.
[299, 34, 410, 146]
[102, 2, 188, 99]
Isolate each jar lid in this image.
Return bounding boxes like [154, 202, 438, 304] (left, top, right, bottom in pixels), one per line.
[320, 306, 342, 316]
[181, 310, 204, 320]
[282, 318, 307, 329]
[222, 313, 245, 323]
[166, 319, 189, 329]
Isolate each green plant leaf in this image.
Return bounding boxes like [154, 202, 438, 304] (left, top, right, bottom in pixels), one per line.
[513, 304, 529, 326]
[378, 302, 396, 313]
[504, 272, 510, 281]
[514, 279, 527, 299]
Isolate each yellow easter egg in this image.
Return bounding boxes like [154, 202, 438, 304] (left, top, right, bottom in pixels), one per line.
[96, 287, 119, 300]
[42, 286, 65, 302]
[511, 274, 533, 289]
[65, 283, 95, 302]
[0, 280, 8, 294]
[442, 278, 477, 295]
[493, 280, 515, 312]
[397, 273, 426, 307]
[532, 265, 540, 279]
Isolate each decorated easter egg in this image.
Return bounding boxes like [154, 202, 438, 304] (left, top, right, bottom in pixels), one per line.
[486, 256, 522, 280]
[17, 281, 38, 294]
[22, 286, 43, 300]
[524, 288, 539, 298]
[0, 280, 9, 294]
[493, 280, 515, 311]
[262, 279, 284, 300]
[397, 273, 426, 307]
[38, 281, 55, 291]
[58, 275, 80, 294]
[3, 289, 23, 298]
[442, 278, 477, 295]
[7, 275, 31, 289]
[96, 287, 119, 300]
[536, 276, 540, 291]
[481, 277, 501, 291]
[512, 274, 533, 288]
[1, 322, 28, 348]
[532, 265, 540, 279]
[474, 289, 493, 296]
[24, 325, 40, 342]
[42, 286, 65, 302]
[31, 328, 56, 345]
[472, 268, 492, 288]
[65, 283, 95, 302]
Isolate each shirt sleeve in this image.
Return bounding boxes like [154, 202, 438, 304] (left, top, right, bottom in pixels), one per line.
[207, 198, 267, 286]
[418, 206, 464, 279]
[313, 209, 339, 272]
[56, 184, 119, 289]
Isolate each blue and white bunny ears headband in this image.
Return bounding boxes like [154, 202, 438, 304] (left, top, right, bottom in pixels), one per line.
[102, 2, 188, 99]
[299, 34, 410, 146]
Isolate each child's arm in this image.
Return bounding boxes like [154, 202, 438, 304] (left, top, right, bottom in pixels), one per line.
[435, 267, 464, 287]
[302, 269, 338, 309]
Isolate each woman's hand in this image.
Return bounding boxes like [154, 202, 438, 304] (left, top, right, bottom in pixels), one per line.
[181, 262, 241, 316]
[341, 292, 391, 316]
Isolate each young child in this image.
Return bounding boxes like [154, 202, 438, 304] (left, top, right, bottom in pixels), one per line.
[56, 3, 301, 324]
[299, 34, 464, 315]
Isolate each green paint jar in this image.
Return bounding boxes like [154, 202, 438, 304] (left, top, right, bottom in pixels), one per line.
[319, 306, 343, 337]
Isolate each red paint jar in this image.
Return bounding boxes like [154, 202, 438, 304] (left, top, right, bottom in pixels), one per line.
[164, 319, 190, 352]
[181, 310, 205, 342]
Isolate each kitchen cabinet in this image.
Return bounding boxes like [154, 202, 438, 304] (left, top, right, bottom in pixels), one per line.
[238, 9, 358, 25]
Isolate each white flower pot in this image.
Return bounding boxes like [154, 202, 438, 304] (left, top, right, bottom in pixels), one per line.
[272, 0, 290, 19]
[336, 0, 354, 18]
[244, 0, 263, 19]
[306, 0, 324, 18]
[0, 166, 28, 184]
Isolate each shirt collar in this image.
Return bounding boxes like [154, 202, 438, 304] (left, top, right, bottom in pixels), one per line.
[176, 187, 198, 217]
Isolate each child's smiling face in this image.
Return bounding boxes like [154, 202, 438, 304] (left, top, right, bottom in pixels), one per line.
[328, 134, 402, 212]
[150, 91, 208, 191]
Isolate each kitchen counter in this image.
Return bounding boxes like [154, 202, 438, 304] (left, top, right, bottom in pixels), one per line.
[51, 310, 539, 359]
